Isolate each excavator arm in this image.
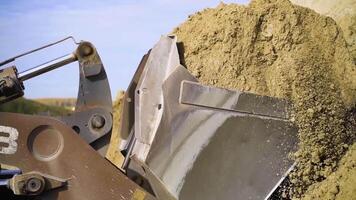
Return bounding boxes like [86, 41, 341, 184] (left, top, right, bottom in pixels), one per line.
[0, 38, 155, 200]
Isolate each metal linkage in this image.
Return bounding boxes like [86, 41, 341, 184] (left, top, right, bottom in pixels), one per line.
[0, 38, 113, 155]
[0, 37, 81, 104]
[18, 53, 77, 82]
[1, 165, 68, 197]
[0, 67, 24, 104]
[0, 36, 78, 67]
[8, 172, 67, 196]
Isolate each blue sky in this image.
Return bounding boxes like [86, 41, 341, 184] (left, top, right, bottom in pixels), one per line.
[0, 0, 249, 99]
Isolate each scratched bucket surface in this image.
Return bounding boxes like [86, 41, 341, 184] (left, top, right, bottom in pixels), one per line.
[123, 36, 298, 200]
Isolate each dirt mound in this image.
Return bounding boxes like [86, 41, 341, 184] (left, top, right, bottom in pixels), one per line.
[302, 141, 356, 200]
[291, 0, 356, 62]
[173, 0, 356, 198]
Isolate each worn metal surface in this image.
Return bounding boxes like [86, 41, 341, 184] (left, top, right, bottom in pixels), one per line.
[8, 171, 68, 196]
[60, 108, 112, 145]
[180, 80, 290, 119]
[74, 42, 112, 113]
[125, 35, 298, 200]
[61, 42, 113, 153]
[134, 36, 180, 144]
[0, 113, 156, 200]
[0, 41, 113, 151]
[132, 36, 181, 161]
[120, 51, 150, 141]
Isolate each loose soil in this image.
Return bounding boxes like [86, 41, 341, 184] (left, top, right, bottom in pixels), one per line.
[291, 0, 356, 63]
[106, 91, 125, 167]
[302, 141, 356, 200]
[173, 0, 356, 198]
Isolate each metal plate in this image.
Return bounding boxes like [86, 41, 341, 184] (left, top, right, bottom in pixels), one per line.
[126, 36, 298, 200]
[0, 113, 155, 200]
[180, 81, 290, 119]
[144, 66, 297, 200]
[120, 51, 150, 140]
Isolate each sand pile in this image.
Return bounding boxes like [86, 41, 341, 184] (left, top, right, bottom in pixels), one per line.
[303, 141, 356, 200]
[173, 0, 356, 198]
[291, 0, 356, 62]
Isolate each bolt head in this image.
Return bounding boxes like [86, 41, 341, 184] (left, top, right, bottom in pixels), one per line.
[91, 115, 105, 129]
[78, 44, 93, 57]
[26, 177, 43, 193]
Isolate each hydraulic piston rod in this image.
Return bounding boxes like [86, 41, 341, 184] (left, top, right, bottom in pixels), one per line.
[0, 38, 92, 104]
[18, 53, 77, 82]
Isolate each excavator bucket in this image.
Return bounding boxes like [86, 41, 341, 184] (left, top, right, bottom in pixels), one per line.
[119, 35, 298, 200]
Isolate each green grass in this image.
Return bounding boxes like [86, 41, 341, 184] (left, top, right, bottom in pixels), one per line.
[0, 98, 71, 116]
[35, 98, 76, 110]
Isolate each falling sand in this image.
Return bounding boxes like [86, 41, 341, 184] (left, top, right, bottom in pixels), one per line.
[173, 0, 356, 198]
